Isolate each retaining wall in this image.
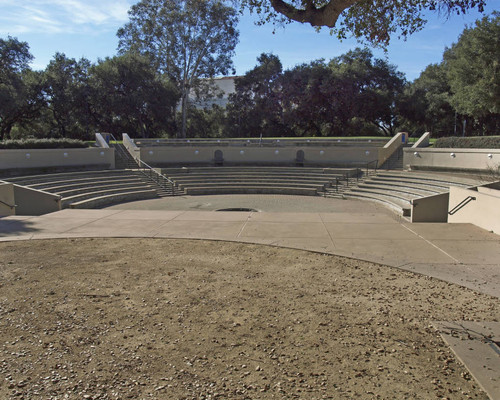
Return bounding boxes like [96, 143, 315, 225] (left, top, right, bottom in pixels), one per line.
[403, 148, 499, 172]
[0, 148, 115, 171]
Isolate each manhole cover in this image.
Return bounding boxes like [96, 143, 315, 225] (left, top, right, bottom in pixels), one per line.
[216, 208, 258, 212]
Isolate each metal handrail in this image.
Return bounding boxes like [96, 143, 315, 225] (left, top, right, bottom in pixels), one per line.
[108, 133, 175, 196]
[0, 199, 17, 209]
[365, 159, 378, 176]
[448, 196, 476, 215]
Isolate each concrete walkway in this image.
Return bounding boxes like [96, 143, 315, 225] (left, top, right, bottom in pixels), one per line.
[1, 200, 499, 298]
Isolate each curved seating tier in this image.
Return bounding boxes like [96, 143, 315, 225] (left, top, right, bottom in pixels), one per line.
[3, 170, 163, 209]
[337, 171, 483, 216]
[161, 166, 360, 197]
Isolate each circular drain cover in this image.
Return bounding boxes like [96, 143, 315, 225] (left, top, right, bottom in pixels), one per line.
[216, 208, 258, 212]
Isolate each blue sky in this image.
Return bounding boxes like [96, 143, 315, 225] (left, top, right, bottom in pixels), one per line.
[0, 0, 497, 81]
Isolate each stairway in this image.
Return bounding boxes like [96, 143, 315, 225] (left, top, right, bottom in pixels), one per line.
[112, 143, 140, 169]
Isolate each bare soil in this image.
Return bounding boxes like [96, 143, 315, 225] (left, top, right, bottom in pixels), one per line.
[0, 238, 498, 399]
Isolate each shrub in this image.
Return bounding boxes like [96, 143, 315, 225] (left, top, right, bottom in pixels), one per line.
[0, 138, 89, 149]
[434, 136, 500, 149]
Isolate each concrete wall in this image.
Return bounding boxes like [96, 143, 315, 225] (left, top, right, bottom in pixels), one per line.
[404, 148, 500, 171]
[136, 145, 380, 167]
[0, 181, 60, 216]
[0, 148, 115, 170]
[448, 185, 500, 234]
[0, 182, 16, 216]
[411, 192, 449, 223]
[13, 185, 61, 215]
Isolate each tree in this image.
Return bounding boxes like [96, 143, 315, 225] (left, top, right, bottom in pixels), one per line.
[117, 0, 239, 138]
[226, 53, 287, 137]
[328, 48, 405, 135]
[242, 0, 487, 45]
[41, 53, 93, 140]
[443, 12, 499, 134]
[0, 37, 46, 140]
[88, 53, 180, 137]
[398, 63, 456, 136]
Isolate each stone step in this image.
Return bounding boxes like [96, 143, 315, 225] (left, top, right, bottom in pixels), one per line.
[358, 183, 442, 197]
[343, 192, 411, 216]
[184, 186, 319, 196]
[57, 181, 154, 197]
[61, 185, 157, 208]
[69, 189, 158, 209]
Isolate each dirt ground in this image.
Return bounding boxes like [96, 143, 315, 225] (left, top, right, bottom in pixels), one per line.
[0, 238, 498, 400]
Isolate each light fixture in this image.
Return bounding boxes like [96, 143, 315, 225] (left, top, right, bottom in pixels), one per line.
[149, 150, 153, 155]
[414, 151, 419, 156]
[320, 150, 324, 155]
[275, 150, 279, 155]
[100, 151, 105, 156]
[194, 150, 199, 155]
[487, 154, 493, 159]
[450, 153, 456, 158]
[240, 150, 245, 155]
[25, 153, 30, 159]
[365, 151, 370, 156]
[63, 152, 68, 157]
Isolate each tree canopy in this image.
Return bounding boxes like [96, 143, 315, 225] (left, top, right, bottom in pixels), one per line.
[117, 0, 239, 137]
[242, 0, 487, 45]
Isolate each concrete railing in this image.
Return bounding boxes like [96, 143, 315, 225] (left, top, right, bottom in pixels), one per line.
[95, 132, 110, 148]
[0, 181, 61, 216]
[122, 133, 141, 161]
[403, 148, 500, 172]
[411, 132, 430, 148]
[448, 183, 500, 234]
[377, 132, 406, 167]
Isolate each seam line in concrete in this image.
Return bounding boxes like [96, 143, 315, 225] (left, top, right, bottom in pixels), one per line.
[236, 213, 253, 239]
[319, 213, 336, 249]
[401, 224, 461, 264]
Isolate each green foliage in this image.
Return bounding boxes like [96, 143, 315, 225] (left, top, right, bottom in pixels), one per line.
[241, 0, 486, 46]
[0, 37, 45, 140]
[226, 49, 404, 137]
[434, 136, 500, 148]
[117, 0, 239, 138]
[184, 105, 226, 138]
[444, 13, 500, 118]
[226, 53, 287, 137]
[88, 53, 180, 138]
[0, 138, 88, 149]
[41, 53, 93, 140]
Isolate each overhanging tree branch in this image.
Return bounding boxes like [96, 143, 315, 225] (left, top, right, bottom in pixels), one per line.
[269, 0, 358, 27]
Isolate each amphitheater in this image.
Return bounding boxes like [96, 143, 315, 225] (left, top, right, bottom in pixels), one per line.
[0, 133, 499, 399]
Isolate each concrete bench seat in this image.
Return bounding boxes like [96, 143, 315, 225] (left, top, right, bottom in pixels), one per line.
[165, 172, 346, 181]
[173, 177, 335, 187]
[35, 177, 142, 193]
[56, 181, 154, 197]
[343, 191, 411, 216]
[349, 186, 417, 202]
[177, 181, 328, 191]
[358, 183, 442, 197]
[375, 172, 478, 187]
[362, 179, 450, 193]
[184, 186, 319, 196]
[5, 170, 135, 186]
[68, 189, 158, 209]
[61, 185, 157, 208]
